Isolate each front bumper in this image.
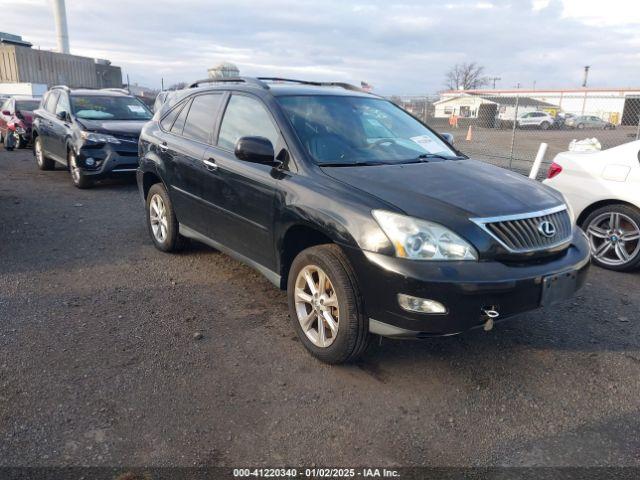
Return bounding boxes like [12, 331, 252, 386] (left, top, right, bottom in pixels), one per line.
[343, 230, 591, 337]
[75, 142, 139, 178]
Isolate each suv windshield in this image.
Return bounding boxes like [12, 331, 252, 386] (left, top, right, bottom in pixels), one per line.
[277, 95, 459, 165]
[16, 100, 40, 112]
[70, 95, 152, 121]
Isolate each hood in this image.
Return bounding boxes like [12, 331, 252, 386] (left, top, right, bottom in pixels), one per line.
[76, 118, 146, 137]
[321, 159, 563, 220]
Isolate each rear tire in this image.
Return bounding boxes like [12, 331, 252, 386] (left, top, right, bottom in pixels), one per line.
[582, 204, 640, 272]
[287, 244, 370, 364]
[577, 123, 585, 130]
[146, 183, 187, 252]
[34, 136, 55, 170]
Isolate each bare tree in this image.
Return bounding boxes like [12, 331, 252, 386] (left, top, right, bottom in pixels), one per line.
[444, 63, 489, 90]
[167, 81, 188, 91]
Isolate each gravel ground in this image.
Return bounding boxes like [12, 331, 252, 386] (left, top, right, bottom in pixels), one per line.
[0, 146, 639, 467]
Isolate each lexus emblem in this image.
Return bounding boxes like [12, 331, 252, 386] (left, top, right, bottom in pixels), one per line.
[538, 220, 557, 238]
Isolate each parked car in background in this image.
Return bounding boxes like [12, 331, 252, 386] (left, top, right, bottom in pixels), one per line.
[0, 96, 40, 148]
[544, 140, 640, 271]
[32, 86, 152, 188]
[516, 111, 555, 130]
[553, 112, 575, 129]
[138, 76, 590, 364]
[565, 115, 615, 130]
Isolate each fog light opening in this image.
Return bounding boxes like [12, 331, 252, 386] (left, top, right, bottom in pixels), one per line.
[397, 294, 447, 314]
[85, 157, 96, 167]
[481, 306, 500, 331]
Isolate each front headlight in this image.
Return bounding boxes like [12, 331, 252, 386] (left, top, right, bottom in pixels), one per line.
[80, 131, 121, 144]
[372, 210, 478, 261]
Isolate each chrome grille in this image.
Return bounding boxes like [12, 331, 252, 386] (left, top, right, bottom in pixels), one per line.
[472, 206, 573, 253]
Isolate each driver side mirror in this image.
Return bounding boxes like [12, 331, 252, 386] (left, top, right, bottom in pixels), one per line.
[56, 111, 69, 121]
[234, 136, 276, 165]
[441, 132, 454, 145]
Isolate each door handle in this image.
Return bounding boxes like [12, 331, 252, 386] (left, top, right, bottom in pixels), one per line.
[159, 142, 168, 153]
[203, 158, 218, 171]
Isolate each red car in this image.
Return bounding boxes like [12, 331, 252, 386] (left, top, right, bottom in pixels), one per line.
[0, 97, 41, 149]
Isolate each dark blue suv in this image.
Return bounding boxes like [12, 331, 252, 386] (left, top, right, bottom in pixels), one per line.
[32, 86, 152, 188]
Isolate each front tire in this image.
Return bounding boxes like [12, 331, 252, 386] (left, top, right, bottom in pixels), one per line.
[34, 137, 55, 170]
[287, 244, 370, 364]
[146, 183, 186, 252]
[540, 121, 550, 130]
[68, 150, 93, 189]
[583, 204, 640, 272]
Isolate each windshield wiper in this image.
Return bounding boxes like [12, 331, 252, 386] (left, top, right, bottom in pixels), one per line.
[417, 153, 466, 160]
[319, 161, 388, 167]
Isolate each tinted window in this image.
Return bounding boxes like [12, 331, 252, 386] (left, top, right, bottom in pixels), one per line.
[218, 95, 279, 151]
[160, 102, 186, 131]
[70, 95, 152, 120]
[56, 93, 70, 115]
[171, 98, 192, 134]
[45, 91, 60, 113]
[182, 94, 222, 143]
[278, 95, 456, 165]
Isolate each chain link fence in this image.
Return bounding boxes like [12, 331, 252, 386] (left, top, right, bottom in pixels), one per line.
[390, 93, 640, 179]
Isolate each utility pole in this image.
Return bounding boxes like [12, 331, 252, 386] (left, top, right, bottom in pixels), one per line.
[489, 76, 501, 89]
[533, 80, 537, 90]
[582, 66, 590, 88]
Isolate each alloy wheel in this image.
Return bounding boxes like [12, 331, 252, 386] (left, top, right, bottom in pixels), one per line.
[35, 139, 43, 166]
[149, 193, 169, 243]
[69, 152, 81, 183]
[294, 264, 340, 348]
[587, 212, 640, 266]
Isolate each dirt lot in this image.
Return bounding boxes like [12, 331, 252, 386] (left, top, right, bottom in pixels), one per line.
[1, 146, 639, 468]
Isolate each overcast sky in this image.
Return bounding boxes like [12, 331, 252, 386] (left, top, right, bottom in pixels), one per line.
[1, 0, 639, 94]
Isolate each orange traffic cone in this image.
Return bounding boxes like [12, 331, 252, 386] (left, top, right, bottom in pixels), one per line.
[466, 125, 473, 141]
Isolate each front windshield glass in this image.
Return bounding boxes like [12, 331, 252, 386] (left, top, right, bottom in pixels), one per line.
[277, 95, 458, 165]
[16, 100, 40, 112]
[70, 95, 152, 121]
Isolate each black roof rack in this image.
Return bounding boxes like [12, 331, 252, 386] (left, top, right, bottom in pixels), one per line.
[188, 77, 269, 89]
[257, 77, 366, 93]
[187, 76, 375, 95]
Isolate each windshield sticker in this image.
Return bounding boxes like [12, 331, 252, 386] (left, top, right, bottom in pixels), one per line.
[410, 135, 435, 151]
[128, 105, 146, 113]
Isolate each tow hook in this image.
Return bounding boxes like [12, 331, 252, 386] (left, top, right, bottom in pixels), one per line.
[481, 307, 500, 331]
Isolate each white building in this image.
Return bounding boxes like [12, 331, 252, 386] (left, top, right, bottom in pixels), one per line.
[434, 93, 558, 125]
[440, 88, 640, 126]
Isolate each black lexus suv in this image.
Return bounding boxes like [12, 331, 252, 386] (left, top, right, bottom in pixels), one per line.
[32, 86, 152, 188]
[138, 77, 591, 364]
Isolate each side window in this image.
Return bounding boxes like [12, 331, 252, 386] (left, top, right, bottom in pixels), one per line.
[218, 95, 279, 151]
[56, 93, 70, 116]
[182, 94, 223, 144]
[1, 99, 9, 112]
[45, 91, 60, 113]
[171, 98, 192, 135]
[160, 102, 186, 131]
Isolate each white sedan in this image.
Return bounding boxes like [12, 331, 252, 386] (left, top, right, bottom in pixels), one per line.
[544, 140, 640, 271]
